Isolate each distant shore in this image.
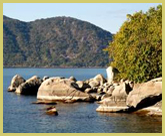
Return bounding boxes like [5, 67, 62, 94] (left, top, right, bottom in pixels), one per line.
[3, 66, 108, 69]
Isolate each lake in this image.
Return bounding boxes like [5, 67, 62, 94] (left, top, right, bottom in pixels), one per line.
[3, 68, 162, 133]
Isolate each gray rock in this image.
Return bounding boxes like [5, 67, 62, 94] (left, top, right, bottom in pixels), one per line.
[69, 76, 77, 82]
[37, 77, 94, 102]
[43, 76, 49, 81]
[106, 66, 119, 84]
[96, 104, 129, 113]
[15, 76, 42, 95]
[111, 82, 132, 102]
[96, 81, 133, 113]
[89, 74, 107, 88]
[106, 85, 115, 95]
[130, 100, 162, 116]
[90, 93, 102, 101]
[8, 75, 25, 92]
[93, 74, 107, 86]
[89, 80, 100, 88]
[76, 81, 91, 91]
[126, 77, 162, 109]
[85, 88, 97, 93]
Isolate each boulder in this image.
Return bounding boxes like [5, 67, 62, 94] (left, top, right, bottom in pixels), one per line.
[8, 75, 25, 92]
[93, 74, 107, 86]
[90, 93, 102, 101]
[37, 77, 94, 102]
[89, 80, 99, 88]
[85, 88, 97, 93]
[126, 77, 162, 110]
[131, 101, 162, 116]
[43, 76, 49, 81]
[111, 82, 133, 102]
[96, 81, 133, 113]
[96, 104, 129, 113]
[76, 81, 91, 91]
[89, 74, 107, 88]
[15, 76, 42, 95]
[69, 76, 77, 82]
[106, 85, 115, 95]
[46, 106, 58, 115]
[106, 66, 119, 84]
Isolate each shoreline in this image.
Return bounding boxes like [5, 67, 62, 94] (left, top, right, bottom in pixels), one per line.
[3, 67, 108, 69]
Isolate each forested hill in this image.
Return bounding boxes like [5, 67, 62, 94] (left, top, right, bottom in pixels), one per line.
[3, 15, 112, 68]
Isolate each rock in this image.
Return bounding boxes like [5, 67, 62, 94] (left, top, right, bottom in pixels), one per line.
[88, 74, 107, 88]
[111, 82, 133, 102]
[97, 87, 103, 94]
[106, 66, 119, 84]
[64, 99, 76, 103]
[8, 75, 25, 92]
[43, 76, 49, 81]
[46, 106, 58, 115]
[100, 94, 112, 101]
[15, 76, 42, 95]
[32, 100, 57, 105]
[90, 93, 102, 101]
[96, 81, 133, 113]
[96, 104, 129, 113]
[69, 76, 77, 82]
[96, 97, 129, 112]
[76, 81, 91, 91]
[126, 77, 162, 110]
[132, 101, 162, 116]
[89, 80, 99, 88]
[93, 74, 107, 86]
[37, 77, 94, 102]
[106, 86, 115, 95]
[85, 88, 97, 93]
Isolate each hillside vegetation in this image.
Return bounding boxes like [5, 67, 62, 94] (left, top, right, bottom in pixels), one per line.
[3, 16, 112, 68]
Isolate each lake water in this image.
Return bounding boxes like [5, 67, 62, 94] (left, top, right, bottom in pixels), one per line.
[3, 68, 162, 133]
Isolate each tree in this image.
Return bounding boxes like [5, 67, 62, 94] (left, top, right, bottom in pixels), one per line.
[105, 5, 162, 83]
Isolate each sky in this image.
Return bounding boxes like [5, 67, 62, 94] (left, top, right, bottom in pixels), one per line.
[3, 3, 161, 33]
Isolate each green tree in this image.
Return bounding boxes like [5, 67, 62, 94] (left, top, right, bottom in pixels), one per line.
[106, 5, 162, 83]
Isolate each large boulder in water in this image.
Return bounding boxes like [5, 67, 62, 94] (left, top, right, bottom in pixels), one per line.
[8, 75, 25, 92]
[126, 77, 162, 110]
[37, 77, 94, 102]
[15, 76, 42, 95]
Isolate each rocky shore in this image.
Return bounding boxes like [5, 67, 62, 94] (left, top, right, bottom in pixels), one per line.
[7, 66, 162, 116]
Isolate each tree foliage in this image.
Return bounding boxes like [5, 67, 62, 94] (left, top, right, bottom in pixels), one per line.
[106, 5, 162, 83]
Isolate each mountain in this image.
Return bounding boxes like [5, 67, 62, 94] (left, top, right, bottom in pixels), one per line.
[3, 15, 112, 68]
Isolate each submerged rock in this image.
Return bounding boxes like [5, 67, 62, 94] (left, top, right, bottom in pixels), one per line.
[8, 75, 25, 92]
[37, 77, 94, 102]
[15, 76, 42, 95]
[46, 106, 58, 115]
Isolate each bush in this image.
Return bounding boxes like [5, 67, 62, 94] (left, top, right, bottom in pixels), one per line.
[105, 5, 162, 83]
